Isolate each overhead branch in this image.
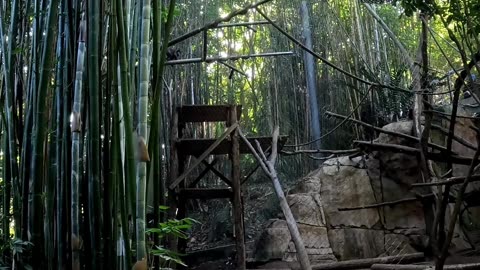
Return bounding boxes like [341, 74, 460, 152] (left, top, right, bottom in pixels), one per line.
[326, 111, 452, 154]
[285, 88, 372, 148]
[168, 0, 273, 46]
[255, 7, 411, 94]
[354, 140, 474, 165]
[218, 62, 248, 77]
[214, 20, 272, 28]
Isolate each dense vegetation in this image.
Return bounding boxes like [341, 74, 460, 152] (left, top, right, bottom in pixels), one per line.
[0, 0, 478, 269]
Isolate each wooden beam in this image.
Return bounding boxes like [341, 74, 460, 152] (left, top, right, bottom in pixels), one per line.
[177, 136, 287, 156]
[178, 188, 232, 199]
[169, 123, 239, 189]
[177, 105, 242, 123]
[201, 160, 232, 187]
[188, 159, 218, 188]
[371, 263, 480, 270]
[165, 52, 294, 66]
[241, 163, 261, 185]
[230, 106, 246, 270]
[310, 253, 424, 270]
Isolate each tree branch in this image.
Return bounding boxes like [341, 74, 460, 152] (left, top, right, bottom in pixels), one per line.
[168, 0, 273, 46]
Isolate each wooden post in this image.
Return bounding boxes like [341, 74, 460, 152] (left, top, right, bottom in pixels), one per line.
[167, 107, 179, 253]
[229, 105, 246, 270]
[177, 153, 187, 257]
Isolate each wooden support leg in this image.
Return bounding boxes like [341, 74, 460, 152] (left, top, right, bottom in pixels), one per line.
[229, 105, 246, 270]
[177, 195, 187, 253]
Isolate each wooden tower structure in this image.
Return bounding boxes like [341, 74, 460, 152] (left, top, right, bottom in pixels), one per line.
[168, 104, 286, 269]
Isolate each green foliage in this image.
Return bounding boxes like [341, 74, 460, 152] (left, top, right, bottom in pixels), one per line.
[0, 238, 33, 269]
[161, 6, 181, 23]
[146, 207, 199, 267]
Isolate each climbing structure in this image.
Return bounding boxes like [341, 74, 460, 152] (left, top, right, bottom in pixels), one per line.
[168, 104, 286, 269]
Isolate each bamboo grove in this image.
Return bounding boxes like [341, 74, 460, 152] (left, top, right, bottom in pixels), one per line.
[0, 0, 178, 268]
[0, 0, 478, 269]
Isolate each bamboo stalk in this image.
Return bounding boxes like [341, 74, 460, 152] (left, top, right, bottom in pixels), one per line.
[135, 0, 152, 261]
[116, 0, 137, 231]
[71, 13, 86, 270]
[29, 0, 60, 267]
[87, 0, 103, 267]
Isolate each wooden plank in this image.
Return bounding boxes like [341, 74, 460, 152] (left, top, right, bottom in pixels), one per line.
[310, 253, 424, 270]
[177, 136, 288, 156]
[169, 123, 239, 189]
[230, 106, 246, 270]
[201, 160, 232, 186]
[371, 263, 480, 270]
[177, 105, 242, 123]
[167, 105, 180, 254]
[188, 159, 218, 188]
[178, 188, 232, 199]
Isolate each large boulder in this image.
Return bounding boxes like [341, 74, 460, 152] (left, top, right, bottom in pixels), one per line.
[254, 119, 479, 263]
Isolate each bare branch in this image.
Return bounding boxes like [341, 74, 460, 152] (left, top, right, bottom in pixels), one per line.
[338, 194, 434, 211]
[168, 0, 273, 46]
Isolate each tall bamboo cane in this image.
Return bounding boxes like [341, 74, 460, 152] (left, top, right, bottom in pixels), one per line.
[87, 0, 103, 268]
[136, 0, 152, 261]
[71, 12, 86, 270]
[29, 0, 60, 266]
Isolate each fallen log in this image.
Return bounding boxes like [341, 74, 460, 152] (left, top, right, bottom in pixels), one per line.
[370, 263, 480, 270]
[310, 253, 424, 270]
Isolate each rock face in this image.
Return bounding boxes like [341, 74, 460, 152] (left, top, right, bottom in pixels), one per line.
[255, 120, 476, 263]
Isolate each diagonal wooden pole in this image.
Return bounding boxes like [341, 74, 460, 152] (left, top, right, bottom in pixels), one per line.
[239, 127, 312, 270]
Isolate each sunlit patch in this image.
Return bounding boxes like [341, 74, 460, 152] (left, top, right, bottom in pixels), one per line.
[245, 69, 253, 80]
[219, 8, 228, 19]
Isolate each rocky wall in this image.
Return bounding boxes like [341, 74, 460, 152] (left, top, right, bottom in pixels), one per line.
[254, 120, 475, 264]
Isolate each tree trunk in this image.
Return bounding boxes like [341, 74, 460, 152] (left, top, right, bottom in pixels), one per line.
[300, 1, 321, 149]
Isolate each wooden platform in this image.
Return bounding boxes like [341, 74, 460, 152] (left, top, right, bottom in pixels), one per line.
[178, 188, 232, 199]
[177, 136, 288, 156]
[178, 105, 242, 123]
[169, 104, 288, 270]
